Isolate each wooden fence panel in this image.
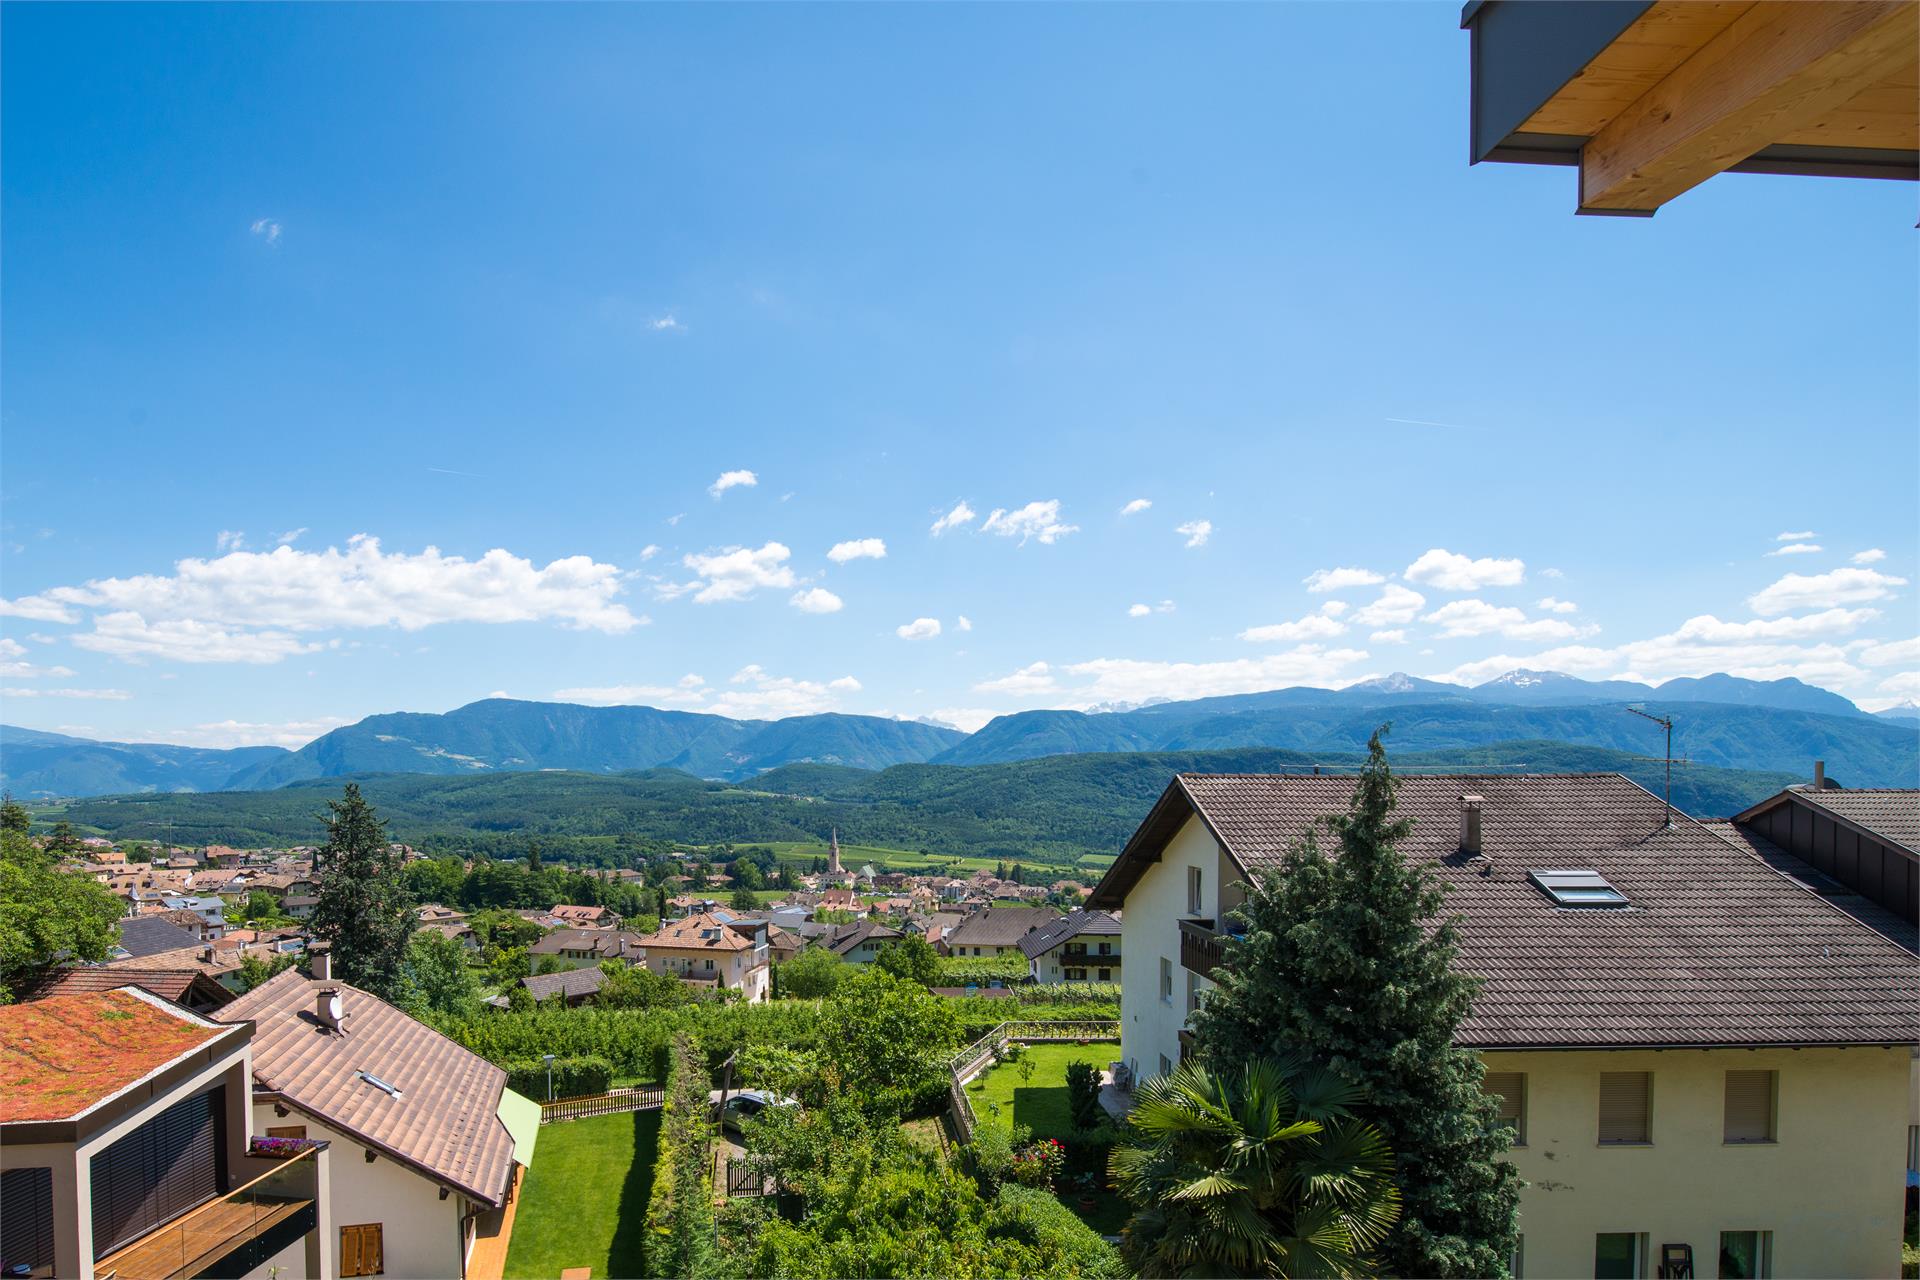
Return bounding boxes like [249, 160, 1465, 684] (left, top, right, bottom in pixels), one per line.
[540, 1085, 665, 1124]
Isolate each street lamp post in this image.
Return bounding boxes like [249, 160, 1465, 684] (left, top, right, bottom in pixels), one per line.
[543, 1052, 556, 1102]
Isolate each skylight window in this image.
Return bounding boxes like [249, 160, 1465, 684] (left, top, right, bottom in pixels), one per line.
[1528, 869, 1629, 909]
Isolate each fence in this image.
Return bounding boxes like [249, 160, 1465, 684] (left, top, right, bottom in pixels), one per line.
[944, 1020, 1121, 1146]
[723, 1159, 776, 1198]
[540, 1084, 665, 1124]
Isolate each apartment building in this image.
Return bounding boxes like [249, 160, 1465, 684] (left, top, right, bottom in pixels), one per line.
[1089, 772, 1918, 1279]
[1018, 909, 1121, 983]
[631, 911, 771, 1001]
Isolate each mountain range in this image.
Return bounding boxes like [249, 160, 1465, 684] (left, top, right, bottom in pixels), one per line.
[4, 670, 1914, 801]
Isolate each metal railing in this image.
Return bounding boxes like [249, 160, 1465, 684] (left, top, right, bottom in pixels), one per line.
[944, 1020, 1121, 1147]
[541, 1084, 665, 1124]
[94, 1144, 320, 1280]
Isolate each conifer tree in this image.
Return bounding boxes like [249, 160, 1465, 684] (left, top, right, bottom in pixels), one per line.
[1191, 728, 1521, 1277]
[308, 784, 413, 1001]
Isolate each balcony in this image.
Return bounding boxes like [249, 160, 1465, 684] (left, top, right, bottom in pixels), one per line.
[96, 1143, 321, 1280]
[1060, 945, 1119, 963]
[1178, 919, 1227, 980]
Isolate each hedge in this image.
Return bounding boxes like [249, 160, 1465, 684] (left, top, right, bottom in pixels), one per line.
[643, 1030, 717, 1280]
[501, 1054, 612, 1100]
[989, 1184, 1127, 1278]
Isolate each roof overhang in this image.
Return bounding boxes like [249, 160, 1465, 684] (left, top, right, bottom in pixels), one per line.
[1462, 0, 1919, 214]
[1732, 788, 1920, 859]
[1087, 777, 1237, 911]
[257, 1089, 510, 1208]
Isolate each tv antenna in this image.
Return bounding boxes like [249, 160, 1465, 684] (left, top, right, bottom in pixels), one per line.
[1625, 706, 1676, 829]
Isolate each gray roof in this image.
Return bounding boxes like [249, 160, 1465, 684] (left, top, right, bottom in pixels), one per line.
[1792, 788, 1920, 855]
[944, 905, 1061, 949]
[1702, 822, 1917, 953]
[1093, 772, 1919, 1050]
[1018, 909, 1122, 960]
[825, 920, 901, 955]
[519, 966, 606, 1003]
[115, 915, 204, 959]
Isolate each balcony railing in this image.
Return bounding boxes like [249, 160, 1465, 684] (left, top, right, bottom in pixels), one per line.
[95, 1144, 320, 1280]
[1178, 919, 1227, 979]
[1061, 945, 1119, 961]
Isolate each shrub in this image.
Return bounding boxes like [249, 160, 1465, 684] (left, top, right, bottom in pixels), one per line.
[501, 1054, 612, 1099]
[1065, 1060, 1102, 1132]
[644, 1030, 716, 1280]
[1010, 1136, 1065, 1189]
[988, 1184, 1127, 1278]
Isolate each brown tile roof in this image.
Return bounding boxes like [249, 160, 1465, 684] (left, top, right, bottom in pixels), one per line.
[528, 928, 644, 957]
[1102, 772, 1920, 1050]
[639, 912, 755, 953]
[1018, 909, 1122, 960]
[18, 966, 235, 1010]
[1792, 788, 1920, 854]
[944, 905, 1061, 949]
[0, 989, 232, 1122]
[215, 969, 516, 1206]
[1702, 822, 1918, 953]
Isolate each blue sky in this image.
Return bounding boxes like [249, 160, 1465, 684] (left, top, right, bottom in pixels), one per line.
[3, 3, 1915, 746]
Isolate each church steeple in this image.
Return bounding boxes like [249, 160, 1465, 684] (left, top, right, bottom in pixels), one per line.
[828, 828, 843, 875]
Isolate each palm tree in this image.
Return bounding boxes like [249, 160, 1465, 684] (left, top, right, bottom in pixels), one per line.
[1110, 1056, 1400, 1278]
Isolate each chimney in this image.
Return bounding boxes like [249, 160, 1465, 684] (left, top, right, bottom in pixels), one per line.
[309, 941, 332, 981]
[1459, 795, 1484, 856]
[1813, 760, 1826, 790]
[315, 987, 346, 1033]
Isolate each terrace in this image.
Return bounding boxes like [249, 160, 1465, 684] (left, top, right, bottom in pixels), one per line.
[94, 1143, 323, 1280]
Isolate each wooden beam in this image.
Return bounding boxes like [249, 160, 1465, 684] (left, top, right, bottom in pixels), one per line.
[1579, 1, 1919, 214]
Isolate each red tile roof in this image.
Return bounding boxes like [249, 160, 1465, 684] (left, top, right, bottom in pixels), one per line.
[1097, 772, 1920, 1050]
[0, 989, 230, 1122]
[639, 911, 756, 952]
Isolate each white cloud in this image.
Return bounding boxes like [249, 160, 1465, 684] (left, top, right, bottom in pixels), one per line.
[1319, 601, 1349, 618]
[1776, 530, 1817, 542]
[956, 615, 973, 632]
[1, 686, 132, 700]
[1128, 604, 1152, 618]
[974, 661, 1059, 696]
[1120, 498, 1152, 516]
[1422, 599, 1584, 641]
[1540, 567, 1564, 579]
[667, 513, 685, 526]
[148, 715, 351, 749]
[1859, 635, 1920, 667]
[73, 613, 329, 664]
[982, 500, 1078, 545]
[711, 665, 862, 719]
[896, 617, 942, 641]
[1058, 647, 1371, 705]
[1404, 548, 1525, 591]
[930, 501, 977, 536]
[1350, 584, 1427, 627]
[1303, 567, 1385, 593]
[1536, 597, 1578, 614]
[553, 674, 709, 708]
[1766, 543, 1822, 557]
[1852, 548, 1886, 564]
[826, 538, 887, 563]
[35, 536, 644, 664]
[1240, 613, 1347, 644]
[1370, 629, 1408, 644]
[0, 650, 76, 680]
[649, 314, 683, 333]
[1174, 520, 1212, 549]
[0, 596, 79, 623]
[639, 544, 661, 561]
[1748, 567, 1907, 616]
[275, 528, 308, 546]
[680, 542, 795, 603]
[708, 469, 758, 499]
[216, 530, 246, 553]
[789, 587, 844, 614]
[249, 218, 281, 244]
[923, 707, 1000, 732]
[1672, 609, 1879, 642]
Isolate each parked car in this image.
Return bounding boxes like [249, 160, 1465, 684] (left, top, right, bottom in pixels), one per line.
[715, 1089, 797, 1135]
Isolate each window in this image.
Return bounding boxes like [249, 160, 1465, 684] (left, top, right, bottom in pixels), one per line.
[1528, 868, 1628, 908]
[1484, 1071, 1527, 1146]
[1187, 866, 1203, 915]
[1598, 1072, 1651, 1144]
[341, 1223, 385, 1277]
[266, 1125, 307, 1140]
[1098, 968, 1111, 982]
[1510, 1235, 1523, 1280]
[1594, 1232, 1642, 1279]
[1159, 957, 1174, 1004]
[1909, 1124, 1919, 1176]
[1718, 1231, 1771, 1279]
[1097, 941, 1111, 956]
[1185, 970, 1201, 1016]
[1723, 1071, 1776, 1143]
[1158, 1054, 1172, 1078]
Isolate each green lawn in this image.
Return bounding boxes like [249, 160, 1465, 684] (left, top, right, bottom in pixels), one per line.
[965, 1042, 1117, 1141]
[503, 1111, 660, 1280]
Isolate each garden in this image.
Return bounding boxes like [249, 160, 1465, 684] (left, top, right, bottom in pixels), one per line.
[501, 1109, 660, 1280]
[961, 1038, 1127, 1235]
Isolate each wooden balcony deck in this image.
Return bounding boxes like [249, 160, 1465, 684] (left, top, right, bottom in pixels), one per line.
[96, 1195, 311, 1280]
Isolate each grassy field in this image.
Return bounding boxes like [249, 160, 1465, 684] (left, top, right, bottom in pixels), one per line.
[965, 1042, 1118, 1141]
[503, 1111, 659, 1280]
[741, 840, 1021, 875]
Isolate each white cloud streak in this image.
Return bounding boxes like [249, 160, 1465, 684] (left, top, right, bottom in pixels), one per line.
[1747, 567, 1907, 616]
[896, 617, 942, 641]
[1174, 520, 1212, 549]
[930, 502, 976, 535]
[1304, 567, 1385, 593]
[1404, 548, 1525, 591]
[826, 538, 887, 564]
[708, 469, 759, 498]
[981, 500, 1078, 545]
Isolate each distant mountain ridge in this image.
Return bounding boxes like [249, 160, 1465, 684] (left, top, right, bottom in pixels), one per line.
[3, 669, 1911, 800]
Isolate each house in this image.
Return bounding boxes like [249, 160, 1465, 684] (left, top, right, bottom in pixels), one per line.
[146, 904, 227, 942]
[18, 965, 237, 1014]
[549, 903, 617, 930]
[940, 904, 1058, 959]
[527, 928, 645, 969]
[215, 950, 538, 1279]
[0, 988, 333, 1280]
[1719, 777, 1916, 941]
[822, 919, 902, 963]
[161, 893, 230, 932]
[285, 894, 321, 920]
[1018, 909, 1121, 983]
[1459, 2, 1919, 217]
[630, 912, 771, 1001]
[517, 966, 607, 1007]
[764, 924, 804, 964]
[110, 914, 206, 962]
[1089, 771, 1919, 1280]
[418, 920, 479, 950]
[414, 903, 469, 927]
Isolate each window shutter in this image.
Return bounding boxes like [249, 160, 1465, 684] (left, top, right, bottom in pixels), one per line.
[1598, 1072, 1650, 1144]
[367, 1224, 384, 1275]
[1724, 1071, 1775, 1142]
[1484, 1072, 1527, 1145]
[342, 1226, 363, 1277]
